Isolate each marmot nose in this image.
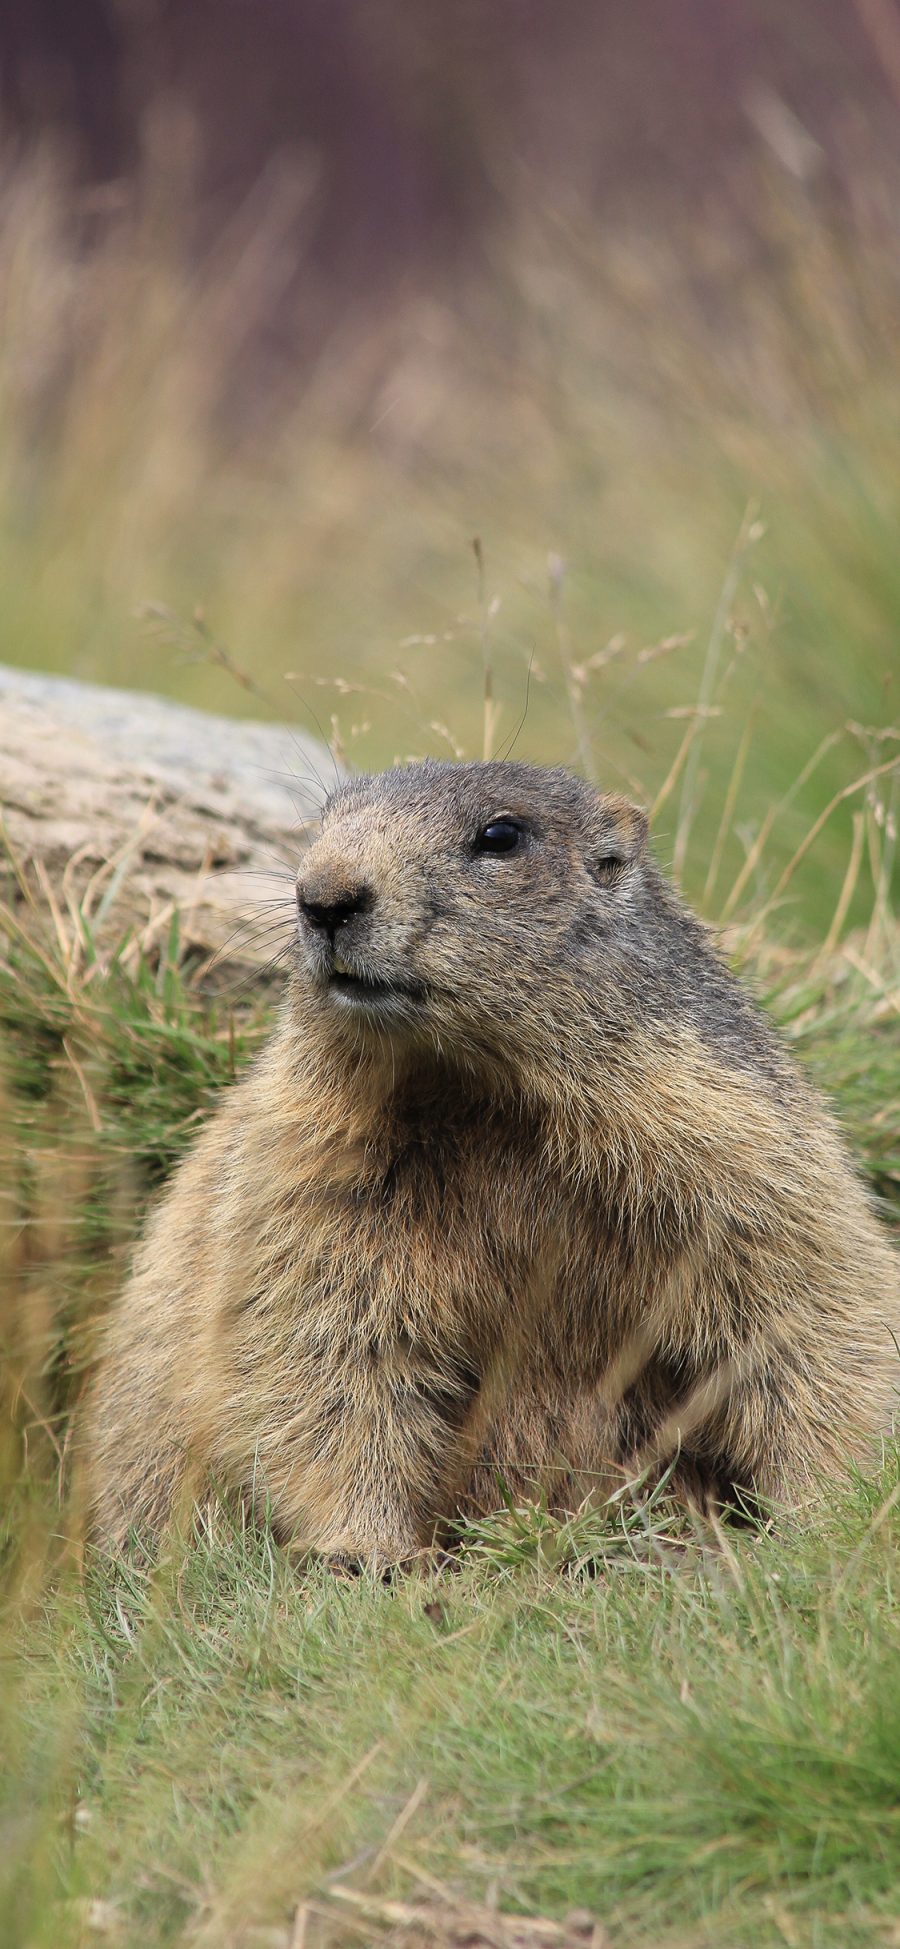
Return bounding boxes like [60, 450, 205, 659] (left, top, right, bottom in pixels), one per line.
[297, 882, 373, 943]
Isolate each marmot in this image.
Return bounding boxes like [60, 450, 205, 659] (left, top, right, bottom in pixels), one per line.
[84, 761, 899, 1561]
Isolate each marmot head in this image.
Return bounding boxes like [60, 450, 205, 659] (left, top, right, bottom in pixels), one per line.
[293, 760, 663, 1086]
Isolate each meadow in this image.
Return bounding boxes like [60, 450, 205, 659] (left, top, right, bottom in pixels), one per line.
[1, 133, 899, 1947]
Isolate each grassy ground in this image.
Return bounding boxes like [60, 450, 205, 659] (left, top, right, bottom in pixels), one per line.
[1, 830, 898, 1949]
[4, 1458, 899, 1949]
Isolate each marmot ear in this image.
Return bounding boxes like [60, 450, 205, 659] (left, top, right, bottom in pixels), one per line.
[590, 795, 648, 885]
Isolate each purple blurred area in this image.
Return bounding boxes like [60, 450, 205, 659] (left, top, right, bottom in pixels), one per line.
[2, 0, 896, 307]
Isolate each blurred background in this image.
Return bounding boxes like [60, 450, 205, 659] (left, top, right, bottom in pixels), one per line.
[1, 0, 899, 931]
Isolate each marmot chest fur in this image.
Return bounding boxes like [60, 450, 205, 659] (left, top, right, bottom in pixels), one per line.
[84, 759, 900, 1560]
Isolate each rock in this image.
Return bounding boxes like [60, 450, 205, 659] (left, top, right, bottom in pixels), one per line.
[0, 664, 338, 979]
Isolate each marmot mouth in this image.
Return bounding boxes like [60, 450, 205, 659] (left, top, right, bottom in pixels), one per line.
[328, 967, 426, 1007]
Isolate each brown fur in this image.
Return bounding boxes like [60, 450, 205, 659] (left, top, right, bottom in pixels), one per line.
[83, 761, 900, 1561]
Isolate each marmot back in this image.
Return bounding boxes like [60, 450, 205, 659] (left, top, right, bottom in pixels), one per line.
[84, 760, 900, 1562]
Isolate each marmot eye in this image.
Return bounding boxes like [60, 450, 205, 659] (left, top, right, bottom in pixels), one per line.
[475, 818, 524, 855]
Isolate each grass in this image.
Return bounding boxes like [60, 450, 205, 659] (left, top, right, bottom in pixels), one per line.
[3, 1441, 900, 1948]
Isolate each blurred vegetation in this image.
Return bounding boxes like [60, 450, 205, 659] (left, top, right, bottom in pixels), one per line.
[1, 117, 899, 933]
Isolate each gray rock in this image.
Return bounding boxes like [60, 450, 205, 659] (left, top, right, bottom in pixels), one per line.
[0, 664, 339, 978]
